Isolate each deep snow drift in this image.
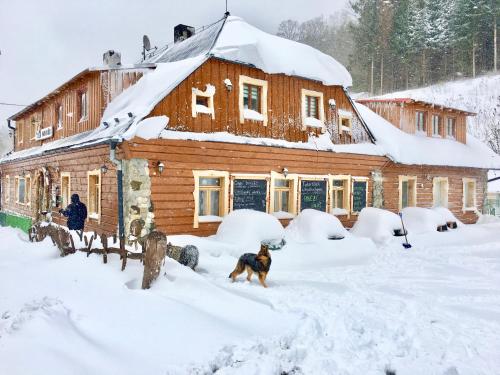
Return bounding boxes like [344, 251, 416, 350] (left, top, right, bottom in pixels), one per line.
[1, 217, 500, 374]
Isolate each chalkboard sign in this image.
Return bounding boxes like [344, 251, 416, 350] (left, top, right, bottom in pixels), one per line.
[352, 180, 367, 212]
[300, 180, 327, 212]
[233, 179, 267, 212]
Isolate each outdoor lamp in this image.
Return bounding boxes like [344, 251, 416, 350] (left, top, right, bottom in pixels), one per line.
[157, 161, 165, 175]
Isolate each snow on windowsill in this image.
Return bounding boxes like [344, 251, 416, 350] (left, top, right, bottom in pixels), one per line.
[244, 109, 264, 122]
[198, 215, 223, 223]
[88, 213, 100, 220]
[196, 104, 213, 115]
[338, 109, 353, 118]
[341, 125, 351, 133]
[331, 208, 349, 216]
[415, 131, 427, 137]
[272, 211, 295, 220]
[304, 117, 324, 129]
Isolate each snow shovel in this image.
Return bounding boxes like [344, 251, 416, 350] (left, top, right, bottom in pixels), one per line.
[398, 212, 412, 249]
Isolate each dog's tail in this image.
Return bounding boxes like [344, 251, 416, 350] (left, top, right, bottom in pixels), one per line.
[229, 258, 245, 278]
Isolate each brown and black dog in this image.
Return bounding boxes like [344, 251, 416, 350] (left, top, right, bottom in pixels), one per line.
[229, 244, 272, 288]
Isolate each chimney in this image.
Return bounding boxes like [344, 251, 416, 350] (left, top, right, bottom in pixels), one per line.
[103, 50, 121, 67]
[174, 24, 195, 43]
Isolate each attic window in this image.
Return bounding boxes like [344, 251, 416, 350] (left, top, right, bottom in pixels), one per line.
[416, 111, 426, 133]
[192, 84, 215, 119]
[17, 120, 23, 145]
[78, 90, 88, 121]
[239, 75, 268, 126]
[432, 115, 441, 137]
[447, 117, 456, 139]
[56, 104, 63, 129]
[301, 89, 325, 131]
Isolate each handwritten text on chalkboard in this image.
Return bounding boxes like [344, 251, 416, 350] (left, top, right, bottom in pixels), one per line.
[300, 180, 327, 212]
[233, 179, 267, 212]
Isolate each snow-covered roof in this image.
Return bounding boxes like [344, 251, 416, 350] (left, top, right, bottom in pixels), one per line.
[145, 15, 352, 87]
[355, 102, 500, 169]
[357, 97, 475, 116]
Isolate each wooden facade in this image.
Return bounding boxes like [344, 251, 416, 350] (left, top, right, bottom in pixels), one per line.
[357, 99, 471, 144]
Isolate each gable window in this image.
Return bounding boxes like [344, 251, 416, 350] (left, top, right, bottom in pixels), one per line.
[301, 89, 325, 131]
[463, 178, 477, 211]
[432, 115, 441, 136]
[4, 175, 10, 203]
[447, 117, 456, 139]
[399, 176, 417, 210]
[433, 177, 449, 207]
[192, 84, 215, 119]
[56, 104, 63, 129]
[78, 90, 88, 121]
[415, 111, 426, 133]
[15, 176, 26, 204]
[330, 176, 350, 215]
[87, 170, 101, 220]
[31, 115, 41, 140]
[239, 76, 268, 126]
[193, 171, 229, 227]
[17, 120, 23, 145]
[61, 173, 71, 208]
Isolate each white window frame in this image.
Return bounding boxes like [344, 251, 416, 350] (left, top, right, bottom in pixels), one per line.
[4, 175, 10, 203]
[351, 177, 369, 214]
[25, 174, 31, 206]
[79, 90, 88, 122]
[415, 111, 426, 134]
[56, 103, 64, 130]
[432, 114, 441, 137]
[15, 176, 27, 205]
[269, 171, 298, 219]
[329, 175, 351, 217]
[239, 75, 268, 127]
[193, 170, 230, 228]
[17, 121, 23, 145]
[462, 178, 477, 212]
[301, 89, 325, 132]
[192, 85, 215, 119]
[60, 172, 71, 208]
[432, 177, 449, 208]
[446, 117, 456, 139]
[87, 169, 101, 222]
[398, 175, 417, 210]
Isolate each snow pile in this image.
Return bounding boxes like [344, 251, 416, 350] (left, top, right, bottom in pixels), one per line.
[212, 16, 352, 87]
[477, 214, 500, 224]
[122, 116, 168, 140]
[243, 108, 265, 122]
[350, 207, 403, 245]
[285, 209, 348, 243]
[215, 209, 284, 252]
[401, 207, 446, 235]
[355, 102, 500, 169]
[431, 207, 464, 227]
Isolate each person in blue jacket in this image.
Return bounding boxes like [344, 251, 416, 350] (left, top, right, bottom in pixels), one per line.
[59, 194, 87, 231]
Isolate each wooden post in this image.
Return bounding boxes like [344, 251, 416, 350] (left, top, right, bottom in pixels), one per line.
[101, 234, 108, 264]
[120, 237, 127, 271]
[141, 231, 167, 289]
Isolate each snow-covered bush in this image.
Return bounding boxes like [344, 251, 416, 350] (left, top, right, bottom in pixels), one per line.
[215, 209, 284, 251]
[401, 207, 446, 235]
[285, 209, 348, 243]
[431, 207, 464, 227]
[350, 207, 403, 245]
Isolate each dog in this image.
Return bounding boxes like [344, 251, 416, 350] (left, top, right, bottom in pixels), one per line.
[228, 244, 272, 288]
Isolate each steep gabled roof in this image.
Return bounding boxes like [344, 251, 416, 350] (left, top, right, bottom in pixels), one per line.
[357, 97, 476, 116]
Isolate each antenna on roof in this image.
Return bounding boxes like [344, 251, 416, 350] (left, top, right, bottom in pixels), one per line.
[142, 35, 157, 61]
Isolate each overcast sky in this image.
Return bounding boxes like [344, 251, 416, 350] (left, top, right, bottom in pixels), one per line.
[0, 0, 349, 150]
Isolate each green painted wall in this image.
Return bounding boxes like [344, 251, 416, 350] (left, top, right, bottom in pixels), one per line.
[0, 212, 32, 233]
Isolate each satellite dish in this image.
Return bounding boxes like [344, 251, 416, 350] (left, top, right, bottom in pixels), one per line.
[143, 35, 151, 51]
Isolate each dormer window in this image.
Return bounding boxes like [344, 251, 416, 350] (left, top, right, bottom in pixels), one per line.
[415, 111, 426, 133]
[192, 84, 215, 119]
[432, 115, 441, 137]
[239, 75, 268, 126]
[447, 117, 456, 139]
[301, 89, 325, 131]
[56, 104, 63, 129]
[78, 90, 88, 121]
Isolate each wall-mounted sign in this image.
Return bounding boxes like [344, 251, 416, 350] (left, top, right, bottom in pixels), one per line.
[35, 126, 53, 141]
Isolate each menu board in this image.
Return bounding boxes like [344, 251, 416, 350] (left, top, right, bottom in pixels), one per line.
[232, 179, 267, 212]
[352, 180, 367, 212]
[300, 180, 327, 212]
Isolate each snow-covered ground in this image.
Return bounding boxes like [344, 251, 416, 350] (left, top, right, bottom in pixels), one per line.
[1, 219, 500, 374]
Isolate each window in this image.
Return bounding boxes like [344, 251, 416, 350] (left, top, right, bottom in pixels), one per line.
[239, 76, 268, 126]
[17, 120, 23, 145]
[339, 116, 353, 142]
[56, 104, 63, 129]
[433, 177, 448, 207]
[415, 111, 426, 133]
[463, 178, 477, 211]
[78, 90, 88, 121]
[432, 115, 441, 136]
[301, 89, 325, 131]
[274, 179, 292, 213]
[447, 117, 456, 139]
[192, 84, 215, 119]
[193, 170, 229, 228]
[61, 173, 71, 208]
[87, 170, 101, 220]
[4, 175, 10, 203]
[31, 115, 41, 140]
[270, 172, 297, 218]
[25, 175, 31, 205]
[331, 177, 350, 214]
[15, 176, 26, 204]
[399, 176, 417, 210]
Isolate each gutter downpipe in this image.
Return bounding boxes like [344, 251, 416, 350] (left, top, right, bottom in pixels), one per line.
[109, 139, 125, 239]
[7, 120, 16, 148]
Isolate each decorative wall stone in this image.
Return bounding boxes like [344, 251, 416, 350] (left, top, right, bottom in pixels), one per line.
[371, 170, 384, 209]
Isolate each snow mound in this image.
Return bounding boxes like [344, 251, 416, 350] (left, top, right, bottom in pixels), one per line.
[401, 207, 446, 235]
[350, 207, 403, 245]
[215, 209, 284, 252]
[431, 207, 464, 227]
[476, 214, 500, 225]
[285, 209, 348, 243]
[123, 116, 168, 140]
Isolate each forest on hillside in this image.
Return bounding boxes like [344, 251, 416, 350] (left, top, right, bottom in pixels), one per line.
[277, 0, 499, 94]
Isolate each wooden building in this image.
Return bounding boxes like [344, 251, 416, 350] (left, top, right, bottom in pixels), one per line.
[1, 15, 498, 236]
